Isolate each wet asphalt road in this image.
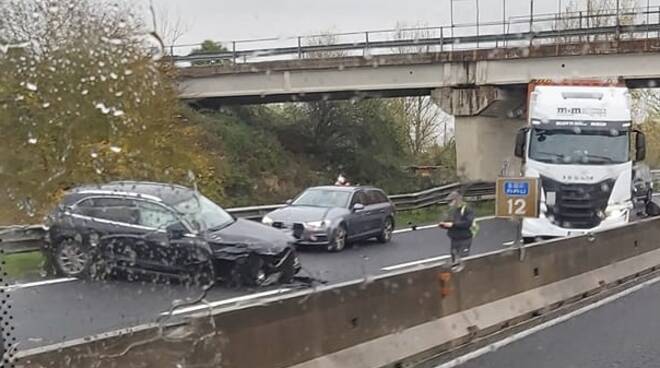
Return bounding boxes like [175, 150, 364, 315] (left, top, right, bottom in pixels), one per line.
[11, 218, 517, 350]
[458, 277, 660, 368]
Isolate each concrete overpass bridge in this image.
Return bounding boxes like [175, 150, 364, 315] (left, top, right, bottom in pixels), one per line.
[174, 7, 660, 181]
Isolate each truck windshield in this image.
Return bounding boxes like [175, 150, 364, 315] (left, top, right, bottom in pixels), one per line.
[529, 127, 629, 165]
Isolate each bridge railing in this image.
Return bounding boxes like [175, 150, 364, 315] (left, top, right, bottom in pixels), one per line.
[170, 6, 660, 66]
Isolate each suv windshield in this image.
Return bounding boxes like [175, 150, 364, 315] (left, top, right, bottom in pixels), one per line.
[529, 127, 629, 165]
[173, 195, 234, 232]
[293, 189, 352, 208]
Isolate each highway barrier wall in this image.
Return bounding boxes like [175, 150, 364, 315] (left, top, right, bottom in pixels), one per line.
[16, 216, 660, 368]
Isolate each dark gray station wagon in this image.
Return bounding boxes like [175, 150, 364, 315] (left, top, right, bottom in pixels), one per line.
[262, 186, 396, 252]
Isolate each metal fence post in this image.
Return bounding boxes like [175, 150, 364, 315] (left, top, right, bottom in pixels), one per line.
[232, 41, 236, 65]
[646, 0, 651, 44]
[579, 11, 584, 44]
[297, 36, 302, 59]
[440, 26, 444, 52]
[615, 0, 621, 41]
[555, 14, 560, 55]
[365, 31, 370, 56]
[529, 0, 534, 48]
[476, 0, 480, 49]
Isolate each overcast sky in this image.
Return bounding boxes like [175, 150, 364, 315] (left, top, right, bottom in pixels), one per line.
[140, 0, 659, 47]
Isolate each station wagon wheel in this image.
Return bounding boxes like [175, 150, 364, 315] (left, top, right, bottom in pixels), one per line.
[55, 237, 92, 277]
[378, 217, 394, 244]
[328, 225, 347, 252]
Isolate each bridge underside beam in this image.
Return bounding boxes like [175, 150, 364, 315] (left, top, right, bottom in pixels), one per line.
[185, 88, 433, 107]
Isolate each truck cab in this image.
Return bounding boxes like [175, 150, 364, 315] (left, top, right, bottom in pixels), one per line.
[514, 83, 646, 241]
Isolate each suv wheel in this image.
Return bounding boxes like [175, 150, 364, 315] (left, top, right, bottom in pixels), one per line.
[240, 255, 267, 287]
[377, 217, 394, 243]
[55, 237, 92, 278]
[185, 260, 216, 289]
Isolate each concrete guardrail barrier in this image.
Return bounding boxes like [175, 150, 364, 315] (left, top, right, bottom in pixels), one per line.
[15, 216, 660, 368]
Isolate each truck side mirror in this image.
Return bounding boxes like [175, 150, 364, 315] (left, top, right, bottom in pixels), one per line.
[514, 128, 528, 159]
[636, 130, 646, 162]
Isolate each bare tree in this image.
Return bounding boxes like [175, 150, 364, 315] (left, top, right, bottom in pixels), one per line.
[148, 0, 188, 48]
[302, 31, 347, 59]
[388, 22, 452, 159]
[555, 0, 640, 43]
[391, 96, 451, 159]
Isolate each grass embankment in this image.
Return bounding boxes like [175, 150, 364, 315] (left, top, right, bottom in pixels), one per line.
[394, 200, 495, 229]
[4, 252, 45, 281]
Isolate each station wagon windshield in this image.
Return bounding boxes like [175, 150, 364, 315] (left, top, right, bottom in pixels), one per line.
[293, 189, 352, 208]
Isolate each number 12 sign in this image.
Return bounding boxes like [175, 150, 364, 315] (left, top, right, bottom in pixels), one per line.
[496, 177, 539, 218]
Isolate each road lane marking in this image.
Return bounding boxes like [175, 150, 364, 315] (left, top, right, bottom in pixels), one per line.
[393, 224, 438, 234]
[393, 216, 497, 235]
[3, 277, 77, 291]
[381, 255, 451, 272]
[160, 288, 292, 316]
[433, 273, 660, 368]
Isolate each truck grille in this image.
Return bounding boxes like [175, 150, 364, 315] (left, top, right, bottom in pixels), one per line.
[541, 176, 614, 229]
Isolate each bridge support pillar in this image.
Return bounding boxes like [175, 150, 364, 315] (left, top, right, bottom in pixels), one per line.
[432, 86, 527, 181]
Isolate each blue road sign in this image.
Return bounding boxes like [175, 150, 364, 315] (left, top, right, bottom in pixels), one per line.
[504, 181, 529, 196]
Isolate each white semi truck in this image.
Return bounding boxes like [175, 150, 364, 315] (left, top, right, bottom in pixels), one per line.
[513, 81, 648, 242]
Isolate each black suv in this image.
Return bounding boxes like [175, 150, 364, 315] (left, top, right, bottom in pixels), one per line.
[45, 181, 300, 286]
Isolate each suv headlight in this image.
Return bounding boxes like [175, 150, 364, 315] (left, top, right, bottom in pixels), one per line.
[262, 215, 274, 226]
[305, 220, 330, 230]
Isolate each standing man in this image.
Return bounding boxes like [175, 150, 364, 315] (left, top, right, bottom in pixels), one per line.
[335, 173, 351, 186]
[439, 191, 476, 271]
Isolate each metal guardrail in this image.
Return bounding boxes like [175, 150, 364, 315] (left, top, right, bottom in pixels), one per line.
[3, 170, 659, 255]
[653, 169, 660, 183]
[0, 225, 47, 254]
[170, 6, 660, 65]
[226, 181, 495, 220]
[0, 182, 493, 255]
